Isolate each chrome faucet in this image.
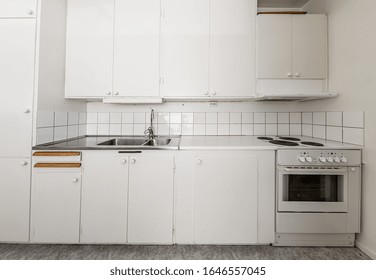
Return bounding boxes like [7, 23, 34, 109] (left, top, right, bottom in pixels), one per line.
[144, 109, 155, 140]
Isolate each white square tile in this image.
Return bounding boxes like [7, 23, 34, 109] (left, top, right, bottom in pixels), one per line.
[97, 124, 110, 135]
[313, 112, 326, 125]
[254, 113, 266, 124]
[230, 124, 242, 135]
[79, 125, 86, 136]
[242, 124, 254, 136]
[37, 111, 54, 128]
[182, 113, 194, 124]
[290, 124, 302, 136]
[278, 124, 290, 135]
[54, 126, 67, 141]
[170, 124, 182, 136]
[266, 124, 277, 135]
[242, 113, 253, 124]
[182, 124, 194, 136]
[218, 124, 230, 136]
[110, 113, 122, 124]
[194, 124, 205, 135]
[302, 124, 313, 137]
[134, 124, 146, 135]
[343, 111, 364, 128]
[110, 124, 121, 135]
[86, 124, 97, 135]
[158, 113, 170, 124]
[98, 113, 110, 124]
[206, 113, 218, 124]
[87, 112, 98, 124]
[302, 112, 313, 124]
[343, 128, 364, 146]
[218, 113, 230, 124]
[68, 112, 79, 126]
[194, 113, 206, 124]
[266, 113, 277, 124]
[36, 127, 53, 145]
[122, 113, 134, 124]
[278, 113, 289, 124]
[313, 125, 326, 139]
[326, 112, 342, 127]
[79, 113, 87, 125]
[121, 124, 134, 136]
[134, 113, 146, 124]
[230, 113, 242, 124]
[206, 124, 218, 136]
[254, 124, 266, 136]
[157, 124, 170, 135]
[326, 126, 343, 142]
[290, 113, 302, 124]
[54, 112, 68, 126]
[68, 125, 79, 139]
[170, 113, 182, 124]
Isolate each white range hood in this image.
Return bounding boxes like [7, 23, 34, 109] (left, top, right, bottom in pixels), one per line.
[255, 92, 338, 102]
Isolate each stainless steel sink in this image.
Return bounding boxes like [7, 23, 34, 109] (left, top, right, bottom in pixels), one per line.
[97, 137, 175, 148]
[143, 138, 172, 146]
[97, 138, 147, 146]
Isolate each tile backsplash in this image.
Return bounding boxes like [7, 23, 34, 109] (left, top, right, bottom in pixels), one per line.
[36, 110, 365, 146]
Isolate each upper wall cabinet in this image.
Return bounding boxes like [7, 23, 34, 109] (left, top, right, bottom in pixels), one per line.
[0, 0, 37, 18]
[257, 14, 327, 80]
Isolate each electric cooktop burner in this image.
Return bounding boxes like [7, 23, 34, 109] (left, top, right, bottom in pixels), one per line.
[279, 136, 301, 141]
[269, 140, 300, 147]
[257, 137, 274, 141]
[301, 141, 325, 147]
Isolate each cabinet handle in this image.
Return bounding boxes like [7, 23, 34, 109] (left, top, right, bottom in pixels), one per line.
[130, 158, 136, 164]
[106, 91, 111, 96]
[72, 178, 79, 183]
[20, 160, 28, 166]
[27, 9, 34, 15]
[121, 159, 127, 165]
[23, 109, 31, 114]
[114, 92, 119, 96]
[211, 92, 217, 96]
[204, 91, 209, 96]
[287, 72, 293, 78]
[197, 159, 203, 166]
[295, 72, 301, 77]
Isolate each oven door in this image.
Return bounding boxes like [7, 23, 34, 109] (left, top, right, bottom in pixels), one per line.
[278, 166, 349, 213]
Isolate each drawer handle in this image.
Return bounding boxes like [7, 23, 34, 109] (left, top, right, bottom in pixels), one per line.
[34, 163, 82, 168]
[72, 178, 79, 183]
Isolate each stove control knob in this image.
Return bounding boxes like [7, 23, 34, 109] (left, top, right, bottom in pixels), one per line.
[319, 156, 327, 163]
[327, 157, 334, 163]
[298, 156, 306, 163]
[341, 157, 348, 163]
[305, 156, 313, 163]
[334, 157, 341, 163]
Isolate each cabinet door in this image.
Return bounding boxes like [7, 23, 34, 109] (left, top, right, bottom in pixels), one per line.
[194, 153, 258, 244]
[257, 15, 292, 79]
[128, 155, 174, 244]
[31, 172, 81, 243]
[81, 153, 128, 243]
[0, 0, 37, 18]
[65, 0, 114, 98]
[113, 0, 161, 97]
[162, 0, 210, 97]
[292, 15, 327, 79]
[0, 19, 35, 157]
[210, 0, 256, 97]
[0, 158, 31, 242]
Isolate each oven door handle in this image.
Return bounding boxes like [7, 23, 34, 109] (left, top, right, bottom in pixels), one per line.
[283, 167, 348, 174]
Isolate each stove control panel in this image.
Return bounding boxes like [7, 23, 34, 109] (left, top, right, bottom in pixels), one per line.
[278, 150, 361, 166]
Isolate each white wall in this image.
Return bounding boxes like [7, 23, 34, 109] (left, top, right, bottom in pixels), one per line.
[303, 0, 376, 258]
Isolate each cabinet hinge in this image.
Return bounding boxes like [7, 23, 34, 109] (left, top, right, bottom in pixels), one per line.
[159, 77, 164, 85]
[160, 9, 165, 18]
[173, 162, 176, 173]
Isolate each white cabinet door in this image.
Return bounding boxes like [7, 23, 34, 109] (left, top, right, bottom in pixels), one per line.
[128, 155, 174, 244]
[257, 15, 292, 79]
[194, 153, 258, 244]
[31, 172, 81, 243]
[81, 153, 128, 243]
[65, 0, 114, 98]
[0, 0, 37, 18]
[0, 19, 35, 157]
[292, 15, 327, 79]
[0, 158, 31, 242]
[113, 0, 161, 97]
[210, 0, 256, 97]
[162, 0, 210, 97]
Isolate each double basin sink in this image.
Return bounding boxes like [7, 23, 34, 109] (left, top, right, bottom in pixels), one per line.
[97, 136, 178, 149]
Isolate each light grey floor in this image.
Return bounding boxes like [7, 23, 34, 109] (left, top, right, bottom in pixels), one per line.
[0, 244, 370, 260]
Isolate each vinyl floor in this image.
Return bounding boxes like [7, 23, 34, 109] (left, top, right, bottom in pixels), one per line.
[0, 244, 370, 260]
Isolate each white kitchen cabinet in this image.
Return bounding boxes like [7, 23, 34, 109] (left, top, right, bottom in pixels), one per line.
[0, 0, 37, 18]
[128, 155, 174, 244]
[113, 0, 161, 98]
[209, 0, 256, 98]
[257, 14, 327, 80]
[65, 0, 114, 98]
[81, 152, 128, 244]
[0, 158, 31, 243]
[161, 0, 210, 98]
[31, 171, 82, 243]
[0, 19, 36, 157]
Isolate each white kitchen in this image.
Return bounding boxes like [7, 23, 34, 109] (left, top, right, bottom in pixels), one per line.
[0, 0, 375, 275]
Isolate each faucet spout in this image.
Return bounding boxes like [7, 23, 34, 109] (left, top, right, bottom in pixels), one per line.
[144, 109, 155, 140]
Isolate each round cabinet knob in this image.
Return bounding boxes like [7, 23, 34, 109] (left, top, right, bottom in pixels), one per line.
[20, 160, 28, 166]
[327, 157, 334, 163]
[72, 178, 79, 183]
[211, 92, 217, 96]
[305, 156, 313, 163]
[204, 91, 209, 96]
[114, 92, 119, 96]
[120, 159, 127, 165]
[341, 157, 348, 163]
[23, 109, 31, 114]
[287, 72, 293, 78]
[197, 159, 203, 166]
[319, 156, 327, 163]
[130, 158, 136, 164]
[27, 9, 34, 15]
[295, 73, 301, 77]
[334, 157, 341, 163]
[350, 168, 356, 172]
[298, 156, 306, 163]
[106, 91, 111, 96]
